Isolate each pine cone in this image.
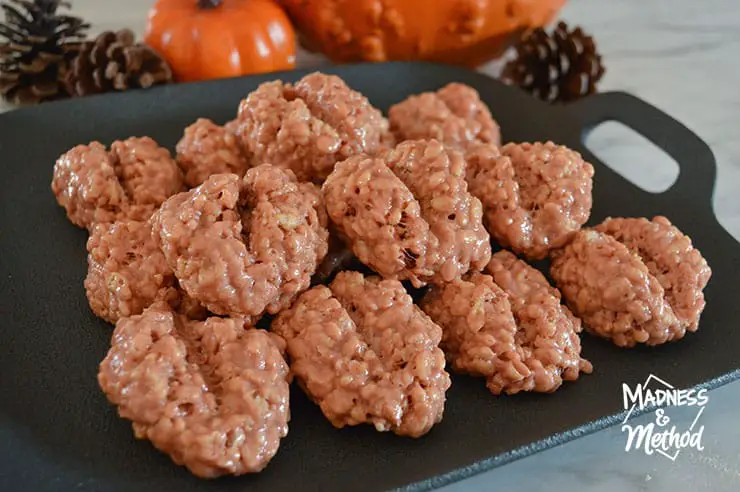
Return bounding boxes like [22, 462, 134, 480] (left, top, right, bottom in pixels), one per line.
[0, 0, 89, 105]
[501, 22, 605, 103]
[66, 29, 172, 97]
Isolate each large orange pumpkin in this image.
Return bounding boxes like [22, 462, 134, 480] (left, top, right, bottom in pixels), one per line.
[280, 0, 567, 67]
[145, 0, 296, 83]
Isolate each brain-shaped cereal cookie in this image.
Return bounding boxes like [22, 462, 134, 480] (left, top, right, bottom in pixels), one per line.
[51, 137, 184, 230]
[235, 72, 391, 182]
[152, 164, 328, 318]
[552, 229, 680, 347]
[466, 142, 594, 260]
[552, 217, 711, 347]
[595, 216, 711, 332]
[98, 304, 290, 477]
[85, 219, 207, 324]
[272, 271, 451, 437]
[421, 251, 591, 395]
[322, 139, 491, 286]
[389, 83, 500, 150]
[176, 118, 249, 188]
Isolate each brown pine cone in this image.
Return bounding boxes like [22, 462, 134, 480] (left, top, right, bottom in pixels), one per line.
[0, 0, 89, 105]
[501, 22, 605, 103]
[66, 29, 172, 97]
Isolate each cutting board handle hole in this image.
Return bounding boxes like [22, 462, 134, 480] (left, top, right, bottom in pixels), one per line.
[584, 120, 679, 194]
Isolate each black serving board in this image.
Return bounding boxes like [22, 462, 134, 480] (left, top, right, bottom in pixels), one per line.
[1, 62, 738, 492]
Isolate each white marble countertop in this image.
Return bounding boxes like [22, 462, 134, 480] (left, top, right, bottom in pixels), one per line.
[3, 1, 738, 491]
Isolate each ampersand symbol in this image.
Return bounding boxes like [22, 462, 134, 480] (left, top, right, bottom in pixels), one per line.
[655, 409, 670, 427]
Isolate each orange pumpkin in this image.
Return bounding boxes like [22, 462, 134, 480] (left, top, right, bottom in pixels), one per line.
[145, 0, 297, 83]
[280, 0, 567, 67]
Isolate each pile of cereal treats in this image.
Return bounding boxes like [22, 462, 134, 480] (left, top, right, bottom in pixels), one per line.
[51, 72, 711, 478]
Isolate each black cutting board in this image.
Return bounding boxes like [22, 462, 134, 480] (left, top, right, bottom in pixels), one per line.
[1, 62, 738, 492]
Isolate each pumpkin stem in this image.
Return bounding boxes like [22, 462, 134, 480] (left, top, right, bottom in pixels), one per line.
[197, 0, 222, 9]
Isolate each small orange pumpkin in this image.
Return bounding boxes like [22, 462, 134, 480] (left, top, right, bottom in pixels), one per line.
[145, 0, 297, 83]
[280, 0, 567, 67]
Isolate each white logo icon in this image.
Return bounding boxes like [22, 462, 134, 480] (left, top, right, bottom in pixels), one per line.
[621, 374, 708, 461]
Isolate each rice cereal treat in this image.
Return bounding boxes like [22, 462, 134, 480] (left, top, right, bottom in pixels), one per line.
[322, 139, 491, 286]
[272, 271, 451, 438]
[98, 303, 290, 477]
[420, 272, 527, 394]
[596, 216, 712, 332]
[176, 118, 249, 188]
[297, 179, 329, 230]
[235, 72, 391, 182]
[421, 251, 591, 395]
[51, 137, 184, 230]
[84, 219, 207, 324]
[551, 230, 684, 347]
[466, 141, 594, 260]
[389, 83, 500, 150]
[85, 219, 178, 324]
[484, 251, 592, 389]
[152, 165, 329, 318]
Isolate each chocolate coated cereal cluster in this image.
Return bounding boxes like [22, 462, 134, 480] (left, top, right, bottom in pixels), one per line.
[323, 139, 491, 286]
[422, 251, 591, 395]
[551, 217, 711, 347]
[273, 271, 450, 437]
[235, 73, 392, 183]
[98, 303, 290, 477]
[52, 137, 184, 230]
[389, 83, 501, 151]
